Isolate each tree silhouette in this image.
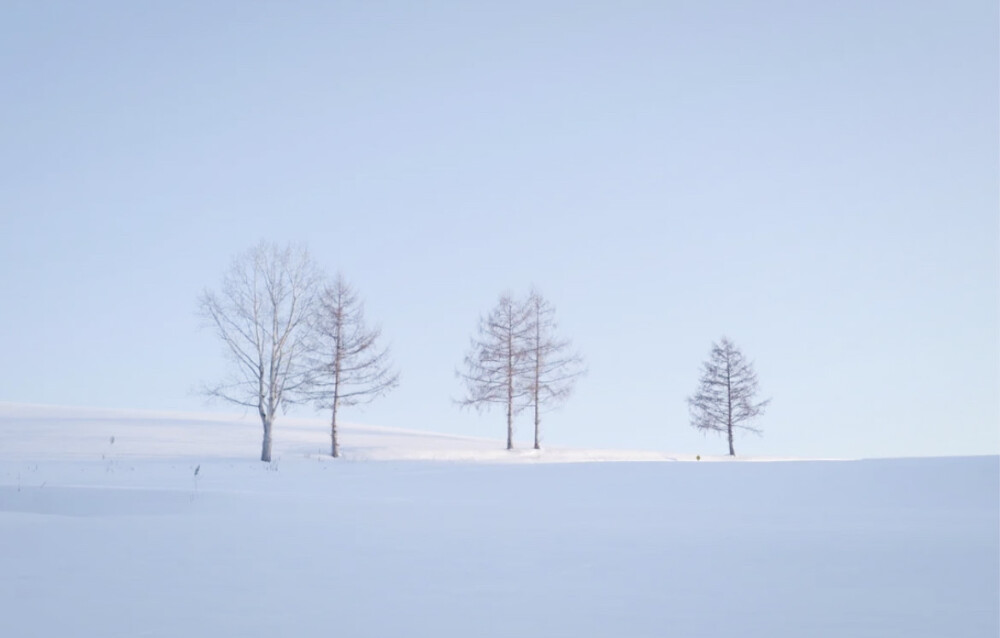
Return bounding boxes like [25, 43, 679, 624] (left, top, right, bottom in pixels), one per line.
[688, 337, 769, 456]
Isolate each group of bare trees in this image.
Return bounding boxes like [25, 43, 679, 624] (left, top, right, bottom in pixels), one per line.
[457, 290, 585, 450]
[201, 243, 769, 462]
[198, 244, 587, 462]
[455, 309, 769, 456]
[199, 242, 397, 462]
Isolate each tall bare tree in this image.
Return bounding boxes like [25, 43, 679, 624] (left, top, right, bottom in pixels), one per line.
[199, 242, 322, 462]
[305, 273, 399, 458]
[458, 293, 533, 450]
[687, 337, 770, 456]
[524, 290, 585, 450]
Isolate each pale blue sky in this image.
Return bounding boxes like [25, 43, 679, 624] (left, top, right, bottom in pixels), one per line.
[1, 1, 996, 458]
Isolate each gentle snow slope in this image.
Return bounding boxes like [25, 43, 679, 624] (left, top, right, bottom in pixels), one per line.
[0, 402, 726, 462]
[0, 404, 997, 638]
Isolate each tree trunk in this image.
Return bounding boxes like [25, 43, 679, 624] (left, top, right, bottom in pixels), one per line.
[260, 415, 273, 462]
[332, 314, 343, 459]
[726, 357, 735, 456]
[533, 315, 541, 450]
[506, 401, 513, 450]
[330, 400, 340, 458]
[533, 402, 540, 450]
[506, 323, 514, 451]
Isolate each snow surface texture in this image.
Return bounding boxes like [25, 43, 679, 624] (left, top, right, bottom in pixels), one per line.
[0, 403, 997, 637]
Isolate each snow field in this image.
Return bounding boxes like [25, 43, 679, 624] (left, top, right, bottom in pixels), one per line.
[0, 404, 996, 637]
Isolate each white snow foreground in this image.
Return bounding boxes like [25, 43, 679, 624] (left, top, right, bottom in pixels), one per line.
[0, 403, 997, 638]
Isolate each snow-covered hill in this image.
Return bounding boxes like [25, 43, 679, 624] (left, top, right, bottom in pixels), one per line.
[0, 403, 997, 637]
[0, 402, 779, 463]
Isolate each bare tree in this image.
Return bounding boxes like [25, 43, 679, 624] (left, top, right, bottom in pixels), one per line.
[305, 273, 399, 458]
[199, 242, 322, 462]
[458, 293, 533, 450]
[524, 289, 585, 450]
[687, 337, 770, 456]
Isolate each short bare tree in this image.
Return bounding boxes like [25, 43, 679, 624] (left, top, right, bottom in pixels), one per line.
[458, 293, 533, 450]
[199, 242, 322, 462]
[687, 337, 770, 456]
[524, 290, 585, 450]
[305, 273, 399, 458]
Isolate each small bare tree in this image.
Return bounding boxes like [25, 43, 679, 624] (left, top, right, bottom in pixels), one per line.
[524, 290, 585, 450]
[687, 337, 770, 456]
[199, 242, 322, 462]
[305, 273, 399, 458]
[458, 293, 533, 450]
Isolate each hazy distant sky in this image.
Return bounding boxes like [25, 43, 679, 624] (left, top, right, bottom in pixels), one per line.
[1, 1, 996, 458]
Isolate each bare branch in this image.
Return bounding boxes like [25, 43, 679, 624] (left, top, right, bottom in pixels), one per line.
[198, 241, 322, 461]
[687, 337, 769, 456]
[302, 273, 399, 457]
[523, 289, 585, 450]
[457, 292, 535, 450]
